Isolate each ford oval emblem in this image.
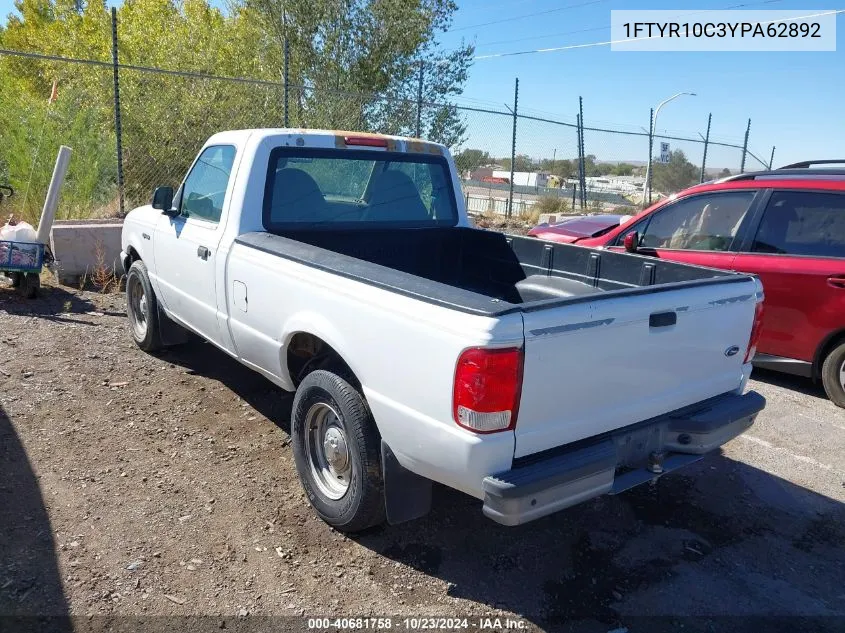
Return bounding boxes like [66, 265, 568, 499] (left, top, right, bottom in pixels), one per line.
[725, 346, 740, 357]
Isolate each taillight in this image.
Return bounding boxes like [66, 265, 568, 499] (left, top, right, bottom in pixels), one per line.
[453, 347, 523, 434]
[744, 301, 765, 363]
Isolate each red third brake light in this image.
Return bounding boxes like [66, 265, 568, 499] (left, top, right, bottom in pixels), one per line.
[744, 301, 765, 363]
[344, 136, 388, 148]
[453, 347, 523, 434]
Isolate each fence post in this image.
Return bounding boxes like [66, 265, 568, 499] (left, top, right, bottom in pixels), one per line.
[576, 114, 584, 210]
[645, 107, 654, 206]
[578, 96, 586, 209]
[571, 183, 577, 211]
[283, 16, 290, 128]
[415, 61, 424, 138]
[508, 78, 519, 218]
[769, 146, 776, 169]
[700, 113, 711, 183]
[110, 7, 125, 216]
[740, 118, 751, 173]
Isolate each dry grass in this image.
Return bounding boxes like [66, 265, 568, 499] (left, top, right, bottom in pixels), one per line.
[518, 208, 540, 225]
[89, 239, 124, 294]
[533, 196, 574, 216]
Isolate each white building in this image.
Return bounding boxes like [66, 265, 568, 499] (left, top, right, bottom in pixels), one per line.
[491, 170, 550, 188]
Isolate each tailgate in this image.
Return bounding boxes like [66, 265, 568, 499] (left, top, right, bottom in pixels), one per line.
[515, 277, 761, 458]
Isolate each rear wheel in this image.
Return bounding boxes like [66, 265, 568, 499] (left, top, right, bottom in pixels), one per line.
[821, 341, 845, 408]
[291, 370, 385, 532]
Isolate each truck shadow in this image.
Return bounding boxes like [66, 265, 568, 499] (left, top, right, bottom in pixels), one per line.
[159, 341, 293, 433]
[356, 454, 845, 632]
[0, 406, 72, 632]
[751, 367, 829, 400]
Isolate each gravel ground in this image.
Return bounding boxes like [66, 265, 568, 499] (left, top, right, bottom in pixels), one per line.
[1, 280, 843, 633]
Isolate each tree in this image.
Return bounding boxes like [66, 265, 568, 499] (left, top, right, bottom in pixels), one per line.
[608, 163, 635, 176]
[583, 154, 601, 177]
[498, 154, 536, 172]
[718, 168, 732, 178]
[0, 0, 474, 218]
[245, 0, 473, 144]
[651, 149, 699, 193]
[538, 157, 574, 179]
[454, 148, 491, 173]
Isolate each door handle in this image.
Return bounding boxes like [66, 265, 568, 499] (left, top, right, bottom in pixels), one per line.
[197, 245, 211, 260]
[828, 276, 845, 289]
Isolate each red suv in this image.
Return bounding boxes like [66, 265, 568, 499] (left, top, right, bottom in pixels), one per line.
[574, 161, 845, 407]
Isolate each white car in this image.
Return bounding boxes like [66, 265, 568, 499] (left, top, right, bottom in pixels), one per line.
[120, 129, 765, 532]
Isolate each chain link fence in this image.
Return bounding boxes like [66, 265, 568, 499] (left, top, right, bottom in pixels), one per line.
[0, 19, 776, 225]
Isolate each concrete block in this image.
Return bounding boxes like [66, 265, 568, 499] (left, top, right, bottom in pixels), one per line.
[50, 219, 123, 286]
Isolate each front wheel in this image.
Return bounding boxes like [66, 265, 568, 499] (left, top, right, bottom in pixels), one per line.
[291, 370, 385, 532]
[821, 342, 845, 408]
[125, 260, 162, 352]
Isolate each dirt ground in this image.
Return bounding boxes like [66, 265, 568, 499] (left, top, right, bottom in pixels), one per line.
[1, 280, 844, 633]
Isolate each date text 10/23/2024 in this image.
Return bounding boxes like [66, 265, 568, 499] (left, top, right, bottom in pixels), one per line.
[307, 617, 529, 630]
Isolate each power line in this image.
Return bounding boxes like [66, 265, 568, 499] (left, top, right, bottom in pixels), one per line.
[445, 0, 608, 34]
[474, 8, 844, 60]
[470, 0, 785, 50]
[475, 26, 606, 50]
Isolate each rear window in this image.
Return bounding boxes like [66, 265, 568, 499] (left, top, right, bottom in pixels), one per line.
[262, 148, 458, 229]
[752, 191, 845, 258]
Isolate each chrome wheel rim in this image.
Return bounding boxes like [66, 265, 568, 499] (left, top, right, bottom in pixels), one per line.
[840, 359, 845, 391]
[127, 276, 148, 340]
[304, 402, 351, 500]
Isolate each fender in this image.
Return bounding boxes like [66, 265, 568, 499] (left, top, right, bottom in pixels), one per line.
[279, 310, 366, 390]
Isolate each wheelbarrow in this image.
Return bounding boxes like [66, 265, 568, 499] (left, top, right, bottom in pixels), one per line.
[0, 185, 50, 299]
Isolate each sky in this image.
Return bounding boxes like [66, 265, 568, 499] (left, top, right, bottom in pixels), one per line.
[438, 0, 845, 169]
[1, 0, 842, 169]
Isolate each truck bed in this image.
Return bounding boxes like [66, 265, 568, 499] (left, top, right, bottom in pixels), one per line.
[236, 227, 751, 316]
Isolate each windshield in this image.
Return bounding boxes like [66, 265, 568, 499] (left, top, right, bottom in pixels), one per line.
[263, 147, 458, 229]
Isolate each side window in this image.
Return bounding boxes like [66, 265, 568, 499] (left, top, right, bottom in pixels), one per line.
[637, 191, 756, 251]
[180, 145, 237, 223]
[751, 191, 845, 257]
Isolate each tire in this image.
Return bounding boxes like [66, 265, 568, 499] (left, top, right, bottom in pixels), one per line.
[821, 341, 845, 408]
[17, 272, 39, 299]
[9, 272, 20, 288]
[291, 370, 385, 532]
[125, 260, 163, 352]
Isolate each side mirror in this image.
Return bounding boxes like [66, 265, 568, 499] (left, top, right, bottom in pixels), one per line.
[623, 230, 639, 253]
[152, 186, 177, 215]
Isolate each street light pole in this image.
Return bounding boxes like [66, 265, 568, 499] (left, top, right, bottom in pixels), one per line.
[641, 91, 697, 207]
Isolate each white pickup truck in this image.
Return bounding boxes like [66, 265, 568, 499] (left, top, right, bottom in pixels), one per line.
[120, 129, 766, 532]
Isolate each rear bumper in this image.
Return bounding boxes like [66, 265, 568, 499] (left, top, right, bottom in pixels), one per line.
[482, 390, 765, 526]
